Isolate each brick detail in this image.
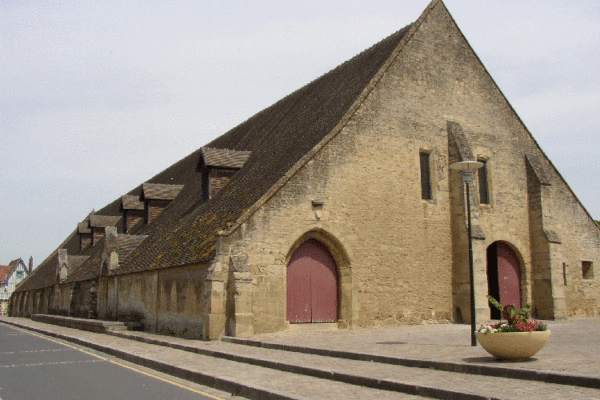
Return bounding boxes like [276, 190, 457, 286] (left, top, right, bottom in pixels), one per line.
[80, 234, 92, 252]
[147, 199, 171, 223]
[124, 210, 144, 233]
[209, 169, 237, 198]
[92, 228, 104, 246]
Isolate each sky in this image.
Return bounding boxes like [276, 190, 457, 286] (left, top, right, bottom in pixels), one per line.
[1, 0, 599, 268]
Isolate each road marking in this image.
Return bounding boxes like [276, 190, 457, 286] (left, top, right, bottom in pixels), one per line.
[110, 360, 227, 400]
[6, 324, 226, 399]
[11, 327, 107, 361]
[1, 359, 104, 368]
[0, 349, 74, 355]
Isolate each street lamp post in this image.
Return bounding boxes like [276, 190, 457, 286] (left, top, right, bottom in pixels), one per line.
[450, 160, 483, 347]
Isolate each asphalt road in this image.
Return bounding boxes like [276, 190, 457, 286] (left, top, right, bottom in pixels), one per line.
[0, 324, 228, 400]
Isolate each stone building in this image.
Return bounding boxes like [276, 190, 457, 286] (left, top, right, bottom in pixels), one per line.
[10, 0, 600, 339]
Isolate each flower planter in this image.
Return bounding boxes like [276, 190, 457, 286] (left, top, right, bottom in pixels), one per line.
[475, 330, 551, 360]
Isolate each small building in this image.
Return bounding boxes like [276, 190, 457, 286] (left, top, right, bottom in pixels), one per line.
[10, 0, 600, 339]
[1, 258, 31, 315]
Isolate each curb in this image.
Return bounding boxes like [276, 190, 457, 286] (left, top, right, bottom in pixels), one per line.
[0, 319, 302, 400]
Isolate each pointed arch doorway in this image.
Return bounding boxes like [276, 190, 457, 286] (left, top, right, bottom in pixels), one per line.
[287, 239, 338, 323]
[487, 242, 522, 319]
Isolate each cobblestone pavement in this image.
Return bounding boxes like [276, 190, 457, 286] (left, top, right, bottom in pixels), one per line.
[1, 316, 599, 400]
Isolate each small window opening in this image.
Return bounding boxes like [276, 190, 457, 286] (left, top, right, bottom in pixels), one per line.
[478, 159, 489, 204]
[420, 152, 432, 200]
[562, 262, 568, 285]
[582, 261, 594, 280]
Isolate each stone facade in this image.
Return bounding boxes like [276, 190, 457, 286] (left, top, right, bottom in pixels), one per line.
[200, 1, 600, 337]
[10, 1, 600, 339]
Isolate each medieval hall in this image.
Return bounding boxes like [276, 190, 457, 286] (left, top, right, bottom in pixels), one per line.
[10, 0, 600, 339]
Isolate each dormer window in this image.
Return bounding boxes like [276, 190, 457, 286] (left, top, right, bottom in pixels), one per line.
[141, 183, 184, 223]
[198, 147, 251, 200]
[121, 195, 145, 233]
[78, 222, 92, 252]
[89, 215, 121, 246]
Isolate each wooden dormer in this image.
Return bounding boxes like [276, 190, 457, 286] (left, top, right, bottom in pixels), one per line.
[198, 147, 251, 200]
[141, 183, 184, 223]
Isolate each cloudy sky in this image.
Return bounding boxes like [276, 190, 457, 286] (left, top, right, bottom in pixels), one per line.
[1, 0, 599, 267]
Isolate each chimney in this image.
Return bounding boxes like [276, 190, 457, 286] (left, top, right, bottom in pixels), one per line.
[28, 256, 33, 274]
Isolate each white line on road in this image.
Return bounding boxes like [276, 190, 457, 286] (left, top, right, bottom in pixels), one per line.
[1, 359, 105, 368]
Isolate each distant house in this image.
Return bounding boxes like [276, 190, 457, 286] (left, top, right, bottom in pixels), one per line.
[1, 258, 31, 315]
[10, 0, 600, 339]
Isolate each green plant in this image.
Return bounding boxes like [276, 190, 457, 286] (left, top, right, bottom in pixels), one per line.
[477, 295, 547, 333]
[487, 295, 531, 325]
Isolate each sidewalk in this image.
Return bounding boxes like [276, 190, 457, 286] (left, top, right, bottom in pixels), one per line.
[248, 318, 600, 377]
[1, 316, 599, 399]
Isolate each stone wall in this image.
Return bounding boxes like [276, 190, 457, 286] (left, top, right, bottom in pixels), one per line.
[213, 1, 600, 336]
[155, 265, 208, 339]
[109, 264, 209, 338]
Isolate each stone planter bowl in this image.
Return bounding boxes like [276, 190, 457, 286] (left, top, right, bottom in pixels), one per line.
[475, 330, 551, 360]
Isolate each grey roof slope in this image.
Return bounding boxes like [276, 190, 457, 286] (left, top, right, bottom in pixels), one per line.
[15, 15, 416, 289]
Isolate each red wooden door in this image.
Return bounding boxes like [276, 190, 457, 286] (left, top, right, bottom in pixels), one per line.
[497, 243, 521, 308]
[287, 240, 338, 323]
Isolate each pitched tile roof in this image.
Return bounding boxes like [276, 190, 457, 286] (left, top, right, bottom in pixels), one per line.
[0, 259, 26, 284]
[0, 265, 13, 284]
[15, 6, 420, 288]
[89, 215, 121, 228]
[78, 222, 92, 234]
[64, 243, 104, 283]
[117, 235, 148, 265]
[142, 183, 184, 201]
[200, 147, 251, 169]
[121, 195, 145, 211]
[66, 255, 89, 275]
[62, 234, 147, 283]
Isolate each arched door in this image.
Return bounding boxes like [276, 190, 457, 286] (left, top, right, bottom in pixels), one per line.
[287, 240, 338, 323]
[487, 242, 521, 318]
[497, 243, 521, 307]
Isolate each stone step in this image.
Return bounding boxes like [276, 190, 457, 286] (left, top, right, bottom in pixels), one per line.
[110, 330, 600, 400]
[2, 318, 422, 400]
[31, 314, 129, 333]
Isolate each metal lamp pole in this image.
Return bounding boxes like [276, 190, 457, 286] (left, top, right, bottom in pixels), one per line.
[450, 160, 483, 347]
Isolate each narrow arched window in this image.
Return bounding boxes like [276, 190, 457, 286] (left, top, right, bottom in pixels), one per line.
[419, 152, 432, 200]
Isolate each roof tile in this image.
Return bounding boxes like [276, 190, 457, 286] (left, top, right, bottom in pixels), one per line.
[142, 183, 184, 201]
